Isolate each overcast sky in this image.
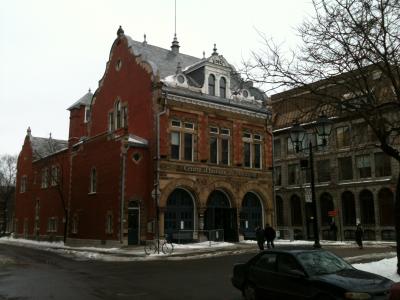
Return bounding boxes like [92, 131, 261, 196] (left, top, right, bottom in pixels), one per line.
[0, 0, 313, 156]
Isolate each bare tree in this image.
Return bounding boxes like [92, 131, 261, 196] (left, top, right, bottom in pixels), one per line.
[0, 154, 17, 235]
[245, 0, 400, 274]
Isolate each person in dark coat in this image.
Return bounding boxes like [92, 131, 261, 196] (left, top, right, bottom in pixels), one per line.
[355, 223, 364, 249]
[264, 224, 276, 249]
[255, 225, 265, 251]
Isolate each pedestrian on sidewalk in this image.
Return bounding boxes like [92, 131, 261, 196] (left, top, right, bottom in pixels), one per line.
[264, 224, 276, 249]
[355, 223, 364, 249]
[255, 225, 265, 251]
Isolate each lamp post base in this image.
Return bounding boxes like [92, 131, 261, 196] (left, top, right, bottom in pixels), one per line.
[313, 241, 321, 249]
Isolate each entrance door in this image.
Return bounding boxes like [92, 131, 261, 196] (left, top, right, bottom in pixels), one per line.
[128, 209, 139, 245]
[205, 190, 238, 242]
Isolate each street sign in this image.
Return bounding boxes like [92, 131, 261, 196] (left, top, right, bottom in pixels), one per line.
[328, 210, 337, 217]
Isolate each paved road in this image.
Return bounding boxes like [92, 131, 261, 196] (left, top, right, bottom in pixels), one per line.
[0, 243, 395, 300]
[0, 244, 252, 300]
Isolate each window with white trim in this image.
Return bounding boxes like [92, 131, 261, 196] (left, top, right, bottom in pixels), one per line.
[47, 217, 57, 232]
[20, 175, 27, 193]
[41, 168, 49, 188]
[71, 214, 78, 234]
[209, 126, 230, 165]
[51, 165, 59, 186]
[170, 120, 195, 161]
[242, 132, 262, 169]
[106, 213, 113, 234]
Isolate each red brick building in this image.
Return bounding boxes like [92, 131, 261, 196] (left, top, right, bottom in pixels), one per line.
[15, 27, 273, 246]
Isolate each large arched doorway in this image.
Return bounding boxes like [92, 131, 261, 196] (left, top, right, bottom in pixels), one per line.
[164, 189, 195, 242]
[342, 191, 356, 226]
[205, 190, 238, 242]
[378, 188, 395, 226]
[320, 193, 334, 226]
[239, 192, 263, 240]
[360, 189, 375, 225]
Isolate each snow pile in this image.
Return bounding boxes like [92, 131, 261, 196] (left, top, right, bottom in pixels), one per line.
[354, 257, 400, 282]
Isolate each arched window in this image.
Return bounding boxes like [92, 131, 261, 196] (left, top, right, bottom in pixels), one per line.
[219, 77, 226, 98]
[342, 191, 356, 226]
[290, 194, 302, 226]
[360, 189, 375, 225]
[208, 74, 215, 96]
[320, 193, 334, 226]
[378, 188, 394, 226]
[165, 189, 194, 234]
[115, 100, 121, 129]
[90, 168, 97, 193]
[240, 192, 262, 237]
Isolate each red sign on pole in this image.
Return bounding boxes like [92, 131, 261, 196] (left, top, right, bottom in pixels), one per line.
[328, 210, 337, 217]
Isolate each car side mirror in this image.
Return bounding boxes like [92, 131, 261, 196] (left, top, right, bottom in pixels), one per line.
[288, 269, 306, 278]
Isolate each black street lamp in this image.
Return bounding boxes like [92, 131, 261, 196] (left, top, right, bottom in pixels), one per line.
[289, 115, 333, 248]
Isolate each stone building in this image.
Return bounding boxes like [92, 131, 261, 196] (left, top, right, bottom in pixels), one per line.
[271, 83, 397, 242]
[15, 27, 273, 246]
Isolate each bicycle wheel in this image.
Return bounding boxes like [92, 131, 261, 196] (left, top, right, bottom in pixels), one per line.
[162, 242, 174, 255]
[144, 241, 156, 255]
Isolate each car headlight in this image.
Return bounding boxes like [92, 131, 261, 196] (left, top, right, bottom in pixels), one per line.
[344, 292, 371, 299]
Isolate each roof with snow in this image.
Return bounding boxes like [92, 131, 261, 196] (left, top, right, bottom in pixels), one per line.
[30, 136, 68, 160]
[126, 37, 201, 79]
[68, 90, 93, 110]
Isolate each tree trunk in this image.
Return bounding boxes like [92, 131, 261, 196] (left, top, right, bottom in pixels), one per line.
[396, 171, 400, 275]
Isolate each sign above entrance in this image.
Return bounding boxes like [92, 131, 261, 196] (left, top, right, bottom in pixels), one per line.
[176, 165, 258, 179]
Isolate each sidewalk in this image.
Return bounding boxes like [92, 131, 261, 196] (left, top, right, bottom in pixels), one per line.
[0, 236, 396, 263]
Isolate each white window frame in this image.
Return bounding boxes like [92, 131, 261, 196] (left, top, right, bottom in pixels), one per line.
[41, 168, 49, 188]
[47, 217, 57, 232]
[20, 175, 27, 193]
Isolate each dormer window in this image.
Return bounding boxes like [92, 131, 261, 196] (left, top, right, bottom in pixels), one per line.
[220, 77, 226, 98]
[208, 74, 215, 96]
[242, 90, 249, 98]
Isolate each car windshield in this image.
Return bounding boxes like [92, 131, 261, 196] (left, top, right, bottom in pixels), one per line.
[297, 251, 353, 276]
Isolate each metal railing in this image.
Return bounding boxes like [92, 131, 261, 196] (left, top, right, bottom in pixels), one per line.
[165, 229, 224, 246]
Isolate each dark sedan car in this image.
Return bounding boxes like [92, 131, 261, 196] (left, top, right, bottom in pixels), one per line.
[232, 248, 393, 300]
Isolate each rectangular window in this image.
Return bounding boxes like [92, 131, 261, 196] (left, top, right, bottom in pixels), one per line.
[20, 175, 27, 193]
[221, 128, 230, 135]
[84, 106, 90, 123]
[171, 132, 180, 160]
[243, 132, 251, 139]
[356, 154, 371, 178]
[210, 136, 218, 164]
[254, 143, 261, 169]
[338, 157, 353, 181]
[221, 138, 229, 165]
[41, 168, 48, 188]
[108, 112, 114, 132]
[184, 122, 194, 130]
[184, 133, 193, 161]
[317, 159, 331, 182]
[336, 126, 350, 148]
[375, 152, 391, 177]
[254, 134, 262, 141]
[122, 107, 127, 128]
[210, 127, 219, 134]
[244, 142, 251, 167]
[288, 164, 299, 185]
[72, 215, 78, 234]
[47, 217, 57, 232]
[51, 166, 59, 186]
[106, 214, 113, 234]
[171, 120, 181, 127]
[287, 137, 295, 155]
[274, 166, 282, 186]
[274, 139, 281, 159]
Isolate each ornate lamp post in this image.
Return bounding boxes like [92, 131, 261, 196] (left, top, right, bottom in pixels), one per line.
[289, 115, 333, 248]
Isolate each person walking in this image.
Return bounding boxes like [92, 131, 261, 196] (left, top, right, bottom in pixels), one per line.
[355, 223, 364, 249]
[255, 225, 265, 251]
[264, 224, 276, 249]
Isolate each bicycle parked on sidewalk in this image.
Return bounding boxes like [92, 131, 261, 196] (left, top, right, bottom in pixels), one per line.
[144, 235, 174, 255]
